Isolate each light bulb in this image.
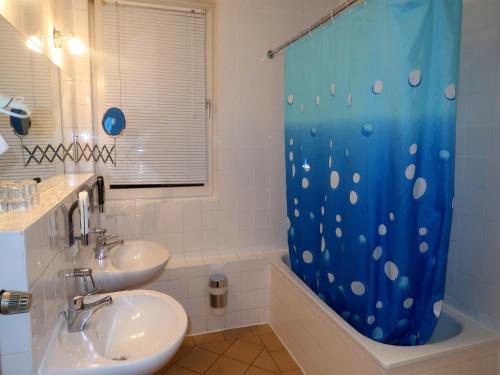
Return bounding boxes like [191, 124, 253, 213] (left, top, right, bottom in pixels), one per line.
[25, 35, 43, 54]
[67, 37, 86, 56]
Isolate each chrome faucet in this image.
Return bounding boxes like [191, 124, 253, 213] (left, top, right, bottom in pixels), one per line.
[64, 268, 112, 332]
[65, 292, 112, 332]
[93, 228, 124, 259]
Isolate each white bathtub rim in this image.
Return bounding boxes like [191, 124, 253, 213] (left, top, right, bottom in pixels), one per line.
[269, 251, 500, 370]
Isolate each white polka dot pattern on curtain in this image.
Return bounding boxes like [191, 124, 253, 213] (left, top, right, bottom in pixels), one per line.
[283, 0, 460, 346]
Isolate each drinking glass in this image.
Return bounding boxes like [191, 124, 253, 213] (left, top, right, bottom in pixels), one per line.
[8, 182, 28, 210]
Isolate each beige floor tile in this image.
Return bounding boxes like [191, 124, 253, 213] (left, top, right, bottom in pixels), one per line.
[223, 326, 257, 341]
[162, 365, 200, 375]
[225, 339, 264, 364]
[182, 336, 195, 347]
[199, 338, 235, 355]
[161, 336, 195, 372]
[192, 331, 225, 346]
[245, 367, 279, 375]
[260, 332, 284, 352]
[177, 347, 219, 373]
[166, 345, 192, 368]
[167, 327, 300, 375]
[252, 324, 273, 335]
[270, 350, 299, 372]
[205, 356, 249, 375]
[252, 350, 280, 374]
[243, 334, 264, 346]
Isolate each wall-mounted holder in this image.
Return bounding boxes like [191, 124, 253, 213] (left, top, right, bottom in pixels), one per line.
[208, 274, 228, 316]
[21, 135, 116, 166]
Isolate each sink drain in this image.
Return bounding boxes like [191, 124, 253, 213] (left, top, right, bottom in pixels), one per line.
[112, 355, 128, 361]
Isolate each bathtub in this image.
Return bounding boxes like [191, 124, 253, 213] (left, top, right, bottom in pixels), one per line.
[269, 253, 500, 374]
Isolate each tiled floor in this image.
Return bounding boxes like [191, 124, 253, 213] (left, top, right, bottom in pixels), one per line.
[156, 325, 304, 375]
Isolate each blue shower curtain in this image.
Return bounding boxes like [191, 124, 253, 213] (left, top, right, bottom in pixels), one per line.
[285, 0, 462, 345]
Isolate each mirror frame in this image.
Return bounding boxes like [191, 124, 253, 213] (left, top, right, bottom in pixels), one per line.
[9, 109, 31, 137]
[101, 107, 126, 137]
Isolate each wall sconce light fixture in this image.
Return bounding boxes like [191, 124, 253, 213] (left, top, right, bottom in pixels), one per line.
[53, 27, 86, 56]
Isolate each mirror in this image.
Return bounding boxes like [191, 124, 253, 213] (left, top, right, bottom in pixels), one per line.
[0, 15, 67, 180]
[10, 109, 31, 137]
[102, 107, 126, 137]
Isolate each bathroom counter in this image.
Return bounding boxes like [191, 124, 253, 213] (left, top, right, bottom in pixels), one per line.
[0, 173, 94, 232]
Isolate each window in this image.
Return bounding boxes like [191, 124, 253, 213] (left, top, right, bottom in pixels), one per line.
[93, 1, 212, 197]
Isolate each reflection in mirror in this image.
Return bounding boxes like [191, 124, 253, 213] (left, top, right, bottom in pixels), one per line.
[10, 109, 31, 137]
[102, 107, 126, 137]
[0, 95, 31, 118]
[0, 15, 65, 180]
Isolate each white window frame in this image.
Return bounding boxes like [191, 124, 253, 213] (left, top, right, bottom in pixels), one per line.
[90, 0, 214, 200]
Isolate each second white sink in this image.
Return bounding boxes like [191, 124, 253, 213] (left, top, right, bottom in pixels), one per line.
[40, 290, 188, 375]
[90, 240, 170, 292]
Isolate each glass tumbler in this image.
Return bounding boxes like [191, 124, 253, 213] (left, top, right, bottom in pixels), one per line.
[8, 182, 28, 210]
[0, 182, 9, 212]
[22, 180, 39, 208]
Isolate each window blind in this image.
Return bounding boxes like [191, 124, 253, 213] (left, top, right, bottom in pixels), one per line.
[101, 3, 207, 187]
[0, 20, 60, 181]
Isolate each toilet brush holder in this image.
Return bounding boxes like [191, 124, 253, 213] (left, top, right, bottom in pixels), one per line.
[208, 274, 228, 316]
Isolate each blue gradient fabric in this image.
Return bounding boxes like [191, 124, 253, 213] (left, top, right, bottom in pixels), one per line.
[284, 0, 462, 345]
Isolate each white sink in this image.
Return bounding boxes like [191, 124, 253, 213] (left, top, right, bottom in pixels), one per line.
[40, 290, 188, 375]
[90, 240, 170, 292]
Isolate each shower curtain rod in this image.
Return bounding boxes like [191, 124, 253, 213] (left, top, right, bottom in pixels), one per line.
[267, 0, 361, 59]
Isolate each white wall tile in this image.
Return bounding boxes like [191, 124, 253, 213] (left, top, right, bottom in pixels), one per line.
[135, 200, 166, 233]
[227, 291, 242, 312]
[186, 297, 208, 318]
[447, 0, 500, 334]
[166, 278, 189, 300]
[187, 276, 207, 298]
[183, 231, 203, 257]
[0, 232, 27, 290]
[166, 232, 184, 260]
[0, 351, 34, 375]
[164, 266, 187, 281]
[165, 201, 184, 234]
[224, 310, 243, 329]
[0, 314, 32, 356]
[183, 200, 202, 232]
[242, 307, 261, 325]
[114, 200, 136, 216]
[206, 315, 225, 331]
[189, 316, 207, 334]
[143, 255, 271, 335]
[115, 215, 138, 240]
